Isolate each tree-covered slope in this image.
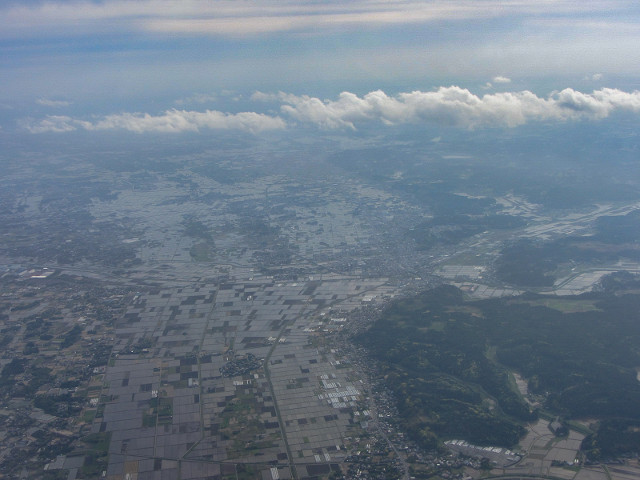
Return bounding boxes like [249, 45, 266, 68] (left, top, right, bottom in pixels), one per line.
[357, 282, 640, 456]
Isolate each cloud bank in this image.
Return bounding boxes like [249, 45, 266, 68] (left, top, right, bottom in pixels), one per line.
[24, 109, 286, 134]
[25, 87, 640, 134]
[264, 87, 640, 129]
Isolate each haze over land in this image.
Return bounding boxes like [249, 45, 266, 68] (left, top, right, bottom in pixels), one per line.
[2, 2, 640, 480]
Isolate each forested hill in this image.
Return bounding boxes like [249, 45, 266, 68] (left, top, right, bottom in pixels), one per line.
[356, 280, 640, 457]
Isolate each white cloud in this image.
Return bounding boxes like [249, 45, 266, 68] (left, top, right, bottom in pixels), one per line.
[24, 87, 640, 134]
[22, 115, 89, 133]
[24, 109, 285, 134]
[276, 87, 640, 129]
[492, 76, 511, 84]
[36, 98, 72, 107]
[251, 91, 280, 102]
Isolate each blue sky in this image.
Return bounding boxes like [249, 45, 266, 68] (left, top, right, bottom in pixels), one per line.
[3, 1, 640, 135]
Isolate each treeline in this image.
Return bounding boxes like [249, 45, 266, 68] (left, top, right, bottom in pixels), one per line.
[583, 419, 640, 460]
[482, 293, 640, 419]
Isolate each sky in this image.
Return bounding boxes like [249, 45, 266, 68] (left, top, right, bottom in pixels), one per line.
[2, 0, 640, 135]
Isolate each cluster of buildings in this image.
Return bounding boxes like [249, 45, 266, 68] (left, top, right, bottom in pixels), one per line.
[219, 352, 263, 378]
